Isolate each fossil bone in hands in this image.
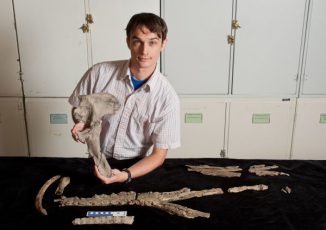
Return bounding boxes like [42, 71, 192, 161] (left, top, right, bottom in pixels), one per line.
[73, 93, 121, 178]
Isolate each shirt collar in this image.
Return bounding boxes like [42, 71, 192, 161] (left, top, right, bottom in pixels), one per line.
[120, 59, 160, 92]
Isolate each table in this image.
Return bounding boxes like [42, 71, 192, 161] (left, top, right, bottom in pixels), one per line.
[0, 157, 326, 230]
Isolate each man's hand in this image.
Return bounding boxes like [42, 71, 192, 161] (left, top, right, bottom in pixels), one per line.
[94, 165, 129, 184]
[71, 122, 86, 143]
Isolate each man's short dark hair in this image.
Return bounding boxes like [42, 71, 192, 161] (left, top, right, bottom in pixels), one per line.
[126, 12, 168, 41]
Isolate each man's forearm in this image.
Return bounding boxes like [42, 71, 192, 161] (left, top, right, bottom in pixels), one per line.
[127, 148, 167, 179]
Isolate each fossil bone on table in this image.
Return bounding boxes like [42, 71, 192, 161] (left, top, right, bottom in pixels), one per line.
[55, 187, 224, 219]
[186, 164, 243, 177]
[249, 164, 290, 176]
[73, 93, 121, 178]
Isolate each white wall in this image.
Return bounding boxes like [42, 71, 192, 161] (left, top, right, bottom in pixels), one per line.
[1, 0, 325, 159]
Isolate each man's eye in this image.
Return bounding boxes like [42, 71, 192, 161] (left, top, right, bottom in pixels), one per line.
[149, 41, 157, 46]
[132, 40, 141, 45]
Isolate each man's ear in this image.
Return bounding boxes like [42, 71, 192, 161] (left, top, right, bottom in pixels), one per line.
[126, 37, 131, 49]
[161, 38, 167, 51]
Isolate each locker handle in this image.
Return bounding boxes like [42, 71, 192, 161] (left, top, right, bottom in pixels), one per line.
[232, 20, 241, 29]
[80, 14, 94, 33]
[86, 14, 94, 24]
[227, 35, 234, 45]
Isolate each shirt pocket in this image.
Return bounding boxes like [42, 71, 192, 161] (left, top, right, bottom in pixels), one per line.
[128, 108, 155, 145]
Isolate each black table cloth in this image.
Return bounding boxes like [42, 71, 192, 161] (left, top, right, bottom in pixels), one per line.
[0, 157, 326, 230]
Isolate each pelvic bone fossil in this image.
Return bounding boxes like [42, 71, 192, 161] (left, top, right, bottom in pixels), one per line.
[55, 187, 224, 219]
[186, 165, 242, 177]
[249, 164, 290, 176]
[73, 93, 121, 178]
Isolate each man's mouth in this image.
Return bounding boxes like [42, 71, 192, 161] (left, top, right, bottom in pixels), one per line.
[137, 57, 150, 62]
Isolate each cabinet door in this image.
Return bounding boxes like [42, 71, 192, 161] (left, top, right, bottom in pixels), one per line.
[302, 0, 326, 95]
[0, 97, 28, 156]
[26, 98, 87, 157]
[162, 0, 232, 95]
[233, 0, 306, 95]
[14, 0, 88, 97]
[0, 1, 22, 96]
[227, 98, 295, 159]
[90, 0, 160, 64]
[292, 99, 326, 159]
[168, 98, 226, 158]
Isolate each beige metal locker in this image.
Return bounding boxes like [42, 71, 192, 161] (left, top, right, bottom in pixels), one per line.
[0, 0, 22, 96]
[162, 0, 232, 94]
[26, 98, 87, 157]
[301, 0, 326, 95]
[227, 98, 296, 159]
[233, 0, 306, 95]
[89, 0, 160, 65]
[292, 98, 326, 159]
[168, 98, 226, 158]
[0, 97, 28, 156]
[14, 0, 88, 97]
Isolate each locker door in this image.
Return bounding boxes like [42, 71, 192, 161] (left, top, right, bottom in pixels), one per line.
[168, 98, 226, 158]
[90, 0, 160, 64]
[0, 1, 22, 96]
[162, 0, 232, 95]
[292, 99, 326, 159]
[233, 0, 306, 95]
[26, 98, 87, 157]
[228, 98, 295, 159]
[14, 0, 88, 97]
[0, 97, 28, 156]
[302, 0, 326, 95]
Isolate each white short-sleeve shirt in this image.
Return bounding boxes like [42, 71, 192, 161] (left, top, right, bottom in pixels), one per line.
[69, 60, 181, 159]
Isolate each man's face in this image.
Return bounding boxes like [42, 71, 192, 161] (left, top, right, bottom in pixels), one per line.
[127, 26, 166, 72]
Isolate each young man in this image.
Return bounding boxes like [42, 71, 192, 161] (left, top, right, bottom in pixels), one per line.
[69, 13, 180, 184]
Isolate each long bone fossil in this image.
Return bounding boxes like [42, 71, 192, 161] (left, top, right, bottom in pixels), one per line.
[186, 165, 243, 177]
[73, 93, 120, 178]
[36, 175, 268, 219]
[55, 187, 224, 219]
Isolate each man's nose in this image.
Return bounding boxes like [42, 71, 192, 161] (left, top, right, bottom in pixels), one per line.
[140, 43, 149, 54]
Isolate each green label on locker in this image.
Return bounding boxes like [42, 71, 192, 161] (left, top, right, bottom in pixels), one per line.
[50, 114, 68, 124]
[320, 114, 326, 124]
[252, 114, 270, 124]
[185, 113, 203, 123]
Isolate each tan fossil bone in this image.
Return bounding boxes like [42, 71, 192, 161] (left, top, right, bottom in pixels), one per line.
[281, 186, 292, 194]
[73, 93, 121, 178]
[249, 164, 290, 176]
[186, 165, 242, 177]
[35, 175, 61, 215]
[55, 176, 71, 195]
[72, 216, 135, 225]
[227, 184, 268, 193]
[55, 187, 224, 219]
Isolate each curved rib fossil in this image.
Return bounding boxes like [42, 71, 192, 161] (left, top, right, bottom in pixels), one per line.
[35, 175, 61, 215]
[55, 176, 71, 195]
